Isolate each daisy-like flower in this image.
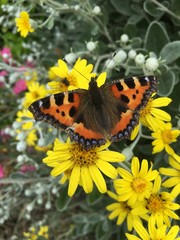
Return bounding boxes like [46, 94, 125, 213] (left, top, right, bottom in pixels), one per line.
[26, 129, 38, 146]
[106, 191, 148, 231]
[23, 82, 48, 108]
[160, 155, 180, 191]
[151, 122, 180, 155]
[24, 225, 49, 240]
[48, 58, 96, 93]
[140, 95, 172, 131]
[15, 11, 35, 38]
[126, 221, 180, 240]
[16, 109, 34, 130]
[146, 175, 179, 227]
[114, 157, 158, 206]
[43, 138, 125, 197]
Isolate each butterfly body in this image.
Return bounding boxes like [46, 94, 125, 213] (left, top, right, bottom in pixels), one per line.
[29, 76, 157, 149]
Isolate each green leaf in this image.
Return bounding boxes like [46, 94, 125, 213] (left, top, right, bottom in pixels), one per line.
[56, 185, 71, 211]
[158, 66, 175, 96]
[144, 21, 169, 54]
[144, 0, 164, 18]
[110, 0, 133, 16]
[160, 41, 180, 64]
[47, 17, 54, 30]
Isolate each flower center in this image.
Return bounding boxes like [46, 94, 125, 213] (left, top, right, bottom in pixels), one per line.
[120, 201, 131, 214]
[131, 178, 147, 193]
[161, 130, 173, 144]
[67, 73, 78, 87]
[31, 91, 40, 99]
[140, 99, 152, 118]
[70, 144, 97, 166]
[147, 194, 164, 213]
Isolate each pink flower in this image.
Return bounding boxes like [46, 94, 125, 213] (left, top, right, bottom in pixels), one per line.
[0, 47, 12, 63]
[13, 79, 27, 94]
[0, 165, 5, 178]
[20, 165, 36, 173]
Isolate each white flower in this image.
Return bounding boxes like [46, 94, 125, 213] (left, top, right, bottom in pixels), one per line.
[64, 52, 76, 64]
[128, 49, 136, 59]
[145, 57, 159, 71]
[135, 53, 145, 65]
[12, 121, 22, 129]
[45, 201, 51, 209]
[92, 6, 101, 14]
[17, 132, 26, 141]
[38, 138, 45, 146]
[105, 59, 116, 69]
[120, 34, 129, 43]
[26, 203, 33, 212]
[114, 50, 127, 63]
[86, 41, 96, 51]
[25, 189, 32, 196]
[16, 141, 27, 152]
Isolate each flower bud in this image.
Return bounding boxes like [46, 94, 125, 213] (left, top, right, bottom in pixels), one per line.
[128, 49, 136, 59]
[135, 53, 145, 65]
[92, 6, 101, 14]
[86, 41, 96, 51]
[120, 34, 129, 43]
[145, 57, 159, 71]
[16, 141, 27, 152]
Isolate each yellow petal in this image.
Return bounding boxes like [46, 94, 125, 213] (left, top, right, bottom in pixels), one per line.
[151, 108, 171, 121]
[81, 166, 93, 193]
[89, 165, 107, 193]
[97, 72, 107, 87]
[131, 157, 140, 177]
[96, 159, 117, 179]
[98, 150, 125, 162]
[68, 165, 80, 197]
[50, 160, 73, 176]
[152, 97, 172, 107]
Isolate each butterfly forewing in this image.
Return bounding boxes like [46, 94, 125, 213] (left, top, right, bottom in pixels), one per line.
[105, 76, 158, 142]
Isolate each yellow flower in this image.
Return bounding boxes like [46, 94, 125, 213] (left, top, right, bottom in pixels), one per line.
[24, 70, 38, 86]
[26, 129, 38, 146]
[106, 191, 148, 231]
[48, 58, 96, 93]
[151, 122, 180, 155]
[160, 155, 180, 191]
[23, 82, 48, 108]
[126, 221, 180, 240]
[16, 109, 34, 130]
[43, 139, 125, 196]
[37, 225, 49, 239]
[15, 11, 34, 38]
[114, 157, 158, 205]
[146, 175, 179, 227]
[140, 96, 172, 131]
[24, 225, 49, 240]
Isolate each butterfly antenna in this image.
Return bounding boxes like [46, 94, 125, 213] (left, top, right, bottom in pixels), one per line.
[102, 52, 117, 71]
[63, 58, 90, 81]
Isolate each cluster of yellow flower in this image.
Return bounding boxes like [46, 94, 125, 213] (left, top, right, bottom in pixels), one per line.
[23, 225, 49, 240]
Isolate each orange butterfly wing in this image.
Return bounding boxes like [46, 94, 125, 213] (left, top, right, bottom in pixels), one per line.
[29, 90, 105, 148]
[105, 76, 157, 141]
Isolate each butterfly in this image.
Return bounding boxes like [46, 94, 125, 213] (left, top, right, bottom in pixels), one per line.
[29, 75, 157, 149]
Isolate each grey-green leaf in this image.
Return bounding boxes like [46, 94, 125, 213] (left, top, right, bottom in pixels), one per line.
[144, 21, 169, 54]
[160, 41, 180, 64]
